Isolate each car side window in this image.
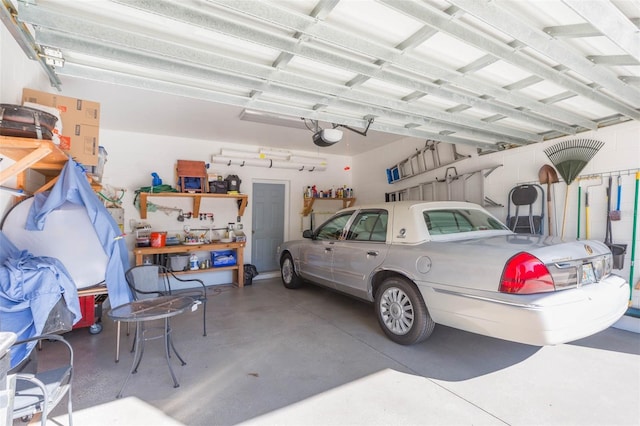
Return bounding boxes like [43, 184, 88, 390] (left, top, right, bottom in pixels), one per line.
[349, 210, 388, 242]
[424, 210, 473, 235]
[315, 213, 352, 240]
[424, 209, 507, 235]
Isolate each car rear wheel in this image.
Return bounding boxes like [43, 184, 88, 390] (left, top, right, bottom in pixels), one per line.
[281, 253, 303, 289]
[375, 277, 434, 345]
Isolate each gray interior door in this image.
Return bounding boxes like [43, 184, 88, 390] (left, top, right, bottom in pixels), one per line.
[251, 182, 285, 273]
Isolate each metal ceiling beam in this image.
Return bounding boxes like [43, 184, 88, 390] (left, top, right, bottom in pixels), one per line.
[338, 6, 462, 90]
[457, 55, 499, 74]
[587, 55, 639, 66]
[502, 76, 544, 91]
[270, 0, 339, 70]
[620, 76, 640, 87]
[543, 18, 640, 38]
[34, 25, 535, 146]
[210, 0, 598, 131]
[540, 91, 577, 105]
[423, 0, 640, 119]
[562, 0, 640, 63]
[23, 2, 543, 144]
[56, 62, 500, 151]
[0, 0, 60, 88]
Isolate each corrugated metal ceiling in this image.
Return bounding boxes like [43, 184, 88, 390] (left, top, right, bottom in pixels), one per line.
[2, 0, 639, 153]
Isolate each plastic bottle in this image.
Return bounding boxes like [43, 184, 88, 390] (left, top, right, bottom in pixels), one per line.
[189, 253, 199, 271]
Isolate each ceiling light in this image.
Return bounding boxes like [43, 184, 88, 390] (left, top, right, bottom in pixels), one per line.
[239, 109, 307, 130]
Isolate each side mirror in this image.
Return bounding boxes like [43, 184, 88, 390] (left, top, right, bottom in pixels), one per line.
[302, 229, 314, 239]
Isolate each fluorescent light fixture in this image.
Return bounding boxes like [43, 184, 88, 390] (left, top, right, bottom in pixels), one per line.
[239, 109, 307, 130]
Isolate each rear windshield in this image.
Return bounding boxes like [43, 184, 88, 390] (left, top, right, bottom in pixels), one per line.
[424, 209, 507, 235]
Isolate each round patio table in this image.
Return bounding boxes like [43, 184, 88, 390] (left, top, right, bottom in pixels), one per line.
[109, 295, 194, 398]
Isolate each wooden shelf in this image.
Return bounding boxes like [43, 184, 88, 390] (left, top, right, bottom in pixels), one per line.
[138, 192, 248, 219]
[133, 241, 246, 286]
[0, 135, 101, 193]
[302, 197, 356, 216]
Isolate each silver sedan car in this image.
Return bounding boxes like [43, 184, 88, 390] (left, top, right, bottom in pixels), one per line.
[278, 201, 629, 346]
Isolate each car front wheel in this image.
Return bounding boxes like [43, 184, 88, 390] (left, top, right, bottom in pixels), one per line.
[375, 277, 434, 345]
[281, 253, 303, 289]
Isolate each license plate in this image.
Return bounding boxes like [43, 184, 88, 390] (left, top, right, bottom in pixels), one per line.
[580, 263, 596, 285]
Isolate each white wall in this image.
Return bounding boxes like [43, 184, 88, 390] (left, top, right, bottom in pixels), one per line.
[96, 129, 352, 281]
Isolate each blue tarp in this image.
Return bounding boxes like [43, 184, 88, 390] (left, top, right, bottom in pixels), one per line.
[0, 232, 81, 368]
[25, 158, 132, 309]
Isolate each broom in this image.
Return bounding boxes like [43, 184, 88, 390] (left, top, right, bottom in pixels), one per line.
[544, 139, 604, 239]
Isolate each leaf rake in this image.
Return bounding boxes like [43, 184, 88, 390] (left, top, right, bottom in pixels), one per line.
[544, 139, 604, 239]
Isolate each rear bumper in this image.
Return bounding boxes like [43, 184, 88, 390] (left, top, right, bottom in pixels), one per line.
[421, 274, 630, 346]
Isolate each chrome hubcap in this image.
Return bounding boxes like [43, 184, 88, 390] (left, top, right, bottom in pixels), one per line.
[282, 258, 293, 282]
[379, 287, 414, 335]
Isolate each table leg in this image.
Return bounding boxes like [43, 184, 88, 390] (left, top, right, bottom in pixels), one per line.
[166, 320, 187, 366]
[117, 322, 143, 399]
[115, 321, 121, 363]
[164, 318, 180, 388]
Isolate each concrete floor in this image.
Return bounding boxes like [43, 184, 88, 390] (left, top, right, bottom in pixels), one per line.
[39, 277, 640, 425]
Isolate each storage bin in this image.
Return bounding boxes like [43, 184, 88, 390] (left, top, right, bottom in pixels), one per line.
[168, 253, 189, 272]
[211, 250, 236, 267]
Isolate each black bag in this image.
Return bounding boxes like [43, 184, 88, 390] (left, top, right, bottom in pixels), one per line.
[243, 264, 259, 286]
[209, 180, 228, 194]
[225, 174, 241, 192]
[0, 104, 58, 140]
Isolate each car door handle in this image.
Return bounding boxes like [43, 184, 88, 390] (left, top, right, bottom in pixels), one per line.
[325, 247, 333, 252]
[367, 251, 379, 256]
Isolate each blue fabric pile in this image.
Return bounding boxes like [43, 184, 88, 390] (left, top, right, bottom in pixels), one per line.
[0, 157, 132, 367]
[26, 158, 132, 308]
[0, 232, 80, 368]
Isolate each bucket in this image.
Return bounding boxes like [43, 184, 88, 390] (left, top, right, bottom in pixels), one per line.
[150, 232, 167, 248]
[168, 253, 189, 271]
[606, 243, 627, 270]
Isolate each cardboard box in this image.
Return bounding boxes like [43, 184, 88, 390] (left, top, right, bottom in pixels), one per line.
[58, 123, 100, 166]
[22, 88, 100, 125]
[22, 88, 100, 165]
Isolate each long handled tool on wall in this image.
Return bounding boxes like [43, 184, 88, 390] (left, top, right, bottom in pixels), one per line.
[538, 165, 559, 236]
[544, 139, 604, 239]
[576, 181, 582, 239]
[604, 176, 627, 270]
[610, 175, 622, 221]
[630, 172, 640, 303]
[583, 176, 602, 240]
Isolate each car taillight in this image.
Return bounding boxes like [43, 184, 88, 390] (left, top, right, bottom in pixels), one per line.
[500, 252, 555, 294]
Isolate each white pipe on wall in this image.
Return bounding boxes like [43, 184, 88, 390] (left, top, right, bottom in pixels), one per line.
[211, 156, 327, 171]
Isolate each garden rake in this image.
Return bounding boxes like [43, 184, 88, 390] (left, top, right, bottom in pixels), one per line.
[544, 139, 604, 239]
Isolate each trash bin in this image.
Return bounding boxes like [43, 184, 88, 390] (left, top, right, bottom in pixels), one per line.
[607, 243, 627, 270]
[243, 264, 259, 286]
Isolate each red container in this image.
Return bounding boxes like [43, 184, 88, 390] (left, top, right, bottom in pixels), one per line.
[150, 232, 167, 247]
[72, 295, 96, 330]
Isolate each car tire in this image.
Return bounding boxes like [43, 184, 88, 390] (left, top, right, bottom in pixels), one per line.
[375, 276, 434, 345]
[281, 253, 303, 289]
